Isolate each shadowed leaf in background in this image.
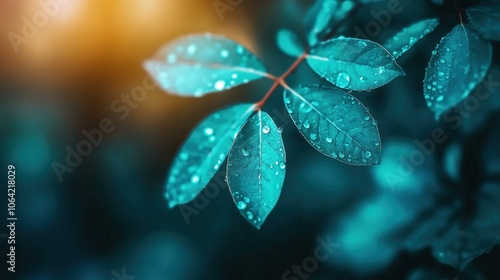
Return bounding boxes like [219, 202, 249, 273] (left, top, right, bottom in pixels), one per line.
[466, 0, 500, 41]
[423, 24, 492, 119]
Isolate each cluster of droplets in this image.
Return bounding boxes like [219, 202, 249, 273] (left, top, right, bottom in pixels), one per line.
[425, 46, 453, 109]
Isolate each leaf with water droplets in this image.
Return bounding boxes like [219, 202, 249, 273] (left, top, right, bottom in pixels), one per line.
[284, 85, 381, 165]
[466, 0, 500, 41]
[423, 25, 492, 119]
[144, 34, 268, 97]
[307, 38, 405, 91]
[227, 111, 286, 229]
[276, 29, 304, 57]
[383, 18, 439, 59]
[165, 104, 255, 208]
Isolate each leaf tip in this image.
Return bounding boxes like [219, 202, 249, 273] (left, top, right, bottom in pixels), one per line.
[168, 201, 177, 209]
[252, 222, 263, 230]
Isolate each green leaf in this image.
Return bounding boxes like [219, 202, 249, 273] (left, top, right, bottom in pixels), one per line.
[424, 25, 492, 119]
[227, 110, 286, 229]
[307, 38, 405, 91]
[165, 104, 255, 208]
[383, 18, 439, 59]
[144, 34, 268, 97]
[284, 85, 381, 165]
[466, 0, 500, 41]
[276, 29, 304, 57]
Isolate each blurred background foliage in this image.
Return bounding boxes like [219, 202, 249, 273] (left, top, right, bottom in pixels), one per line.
[1, 0, 500, 279]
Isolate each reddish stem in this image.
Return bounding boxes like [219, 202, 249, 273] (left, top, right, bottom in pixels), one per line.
[453, 0, 463, 24]
[255, 52, 307, 108]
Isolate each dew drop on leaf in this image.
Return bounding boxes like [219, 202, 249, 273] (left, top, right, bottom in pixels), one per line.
[336, 72, 351, 88]
[262, 125, 271, 134]
[237, 201, 247, 210]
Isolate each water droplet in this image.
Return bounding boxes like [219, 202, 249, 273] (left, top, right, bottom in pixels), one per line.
[246, 211, 254, 220]
[280, 162, 286, 169]
[336, 72, 351, 88]
[179, 152, 189, 160]
[204, 127, 214, 136]
[277, 127, 283, 133]
[365, 151, 372, 158]
[187, 44, 197, 54]
[168, 54, 177, 63]
[326, 137, 333, 143]
[191, 175, 200, 183]
[214, 80, 226, 90]
[374, 142, 380, 147]
[299, 103, 313, 113]
[237, 201, 247, 210]
[303, 122, 310, 129]
[220, 49, 229, 58]
[262, 126, 271, 134]
[244, 197, 250, 203]
[242, 149, 249, 156]
[363, 115, 370, 121]
[231, 73, 238, 79]
[436, 95, 444, 102]
[358, 41, 367, 47]
[236, 45, 244, 54]
[310, 133, 317, 141]
[339, 152, 345, 159]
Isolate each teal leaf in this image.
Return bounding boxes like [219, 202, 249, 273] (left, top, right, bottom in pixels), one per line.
[304, 0, 382, 46]
[276, 29, 304, 57]
[144, 34, 268, 97]
[227, 110, 286, 229]
[305, 0, 357, 46]
[466, 0, 500, 41]
[423, 25, 492, 119]
[284, 85, 381, 165]
[165, 104, 255, 208]
[307, 38, 405, 91]
[383, 18, 439, 59]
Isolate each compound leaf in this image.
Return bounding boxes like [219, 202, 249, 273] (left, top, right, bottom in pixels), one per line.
[284, 85, 381, 165]
[144, 34, 268, 97]
[227, 111, 286, 229]
[424, 25, 492, 119]
[165, 104, 255, 208]
[383, 18, 439, 59]
[276, 29, 304, 57]
[466, 0, 500, 41]
[307, 38, 405, 91]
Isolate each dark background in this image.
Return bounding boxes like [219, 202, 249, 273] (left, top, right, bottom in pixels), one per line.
[1, 0, 500, 279]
